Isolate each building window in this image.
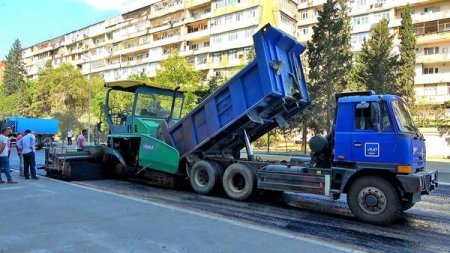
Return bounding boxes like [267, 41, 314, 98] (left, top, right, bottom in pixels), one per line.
[212, 35, 222, 43]
[244, 28, 255, 38]
[424, 47, 439, 55]
[225, 15, 233, 24]
[228, 32, 238, 41]
[248, 9, 256, 18]
[228, 49, 237, 60]
[204, 41, 210, 47]
[352, 15, 368, 25]
[213, 52, 222, 62]
[357, 0, 367, 6]
[423, 67, 438, 74]
[424, 84, 437, 95]
[127, 56, 134, 62]
[236, 12, 243, 21]
[190, 44, 199, 50]
[443, 48, 448, 53]
[301, 11, 308, 19]
[424, 6, 439, 13]
[300, 27, 309, 35]
[374, 11, 389, 20]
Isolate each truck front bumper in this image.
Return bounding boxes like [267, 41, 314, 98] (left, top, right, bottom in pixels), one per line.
[396, 170, 438, 195]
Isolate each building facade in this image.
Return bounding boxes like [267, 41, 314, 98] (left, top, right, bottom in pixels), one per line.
[297, 0, 450, 106]
[22, 0, 450, 106]
[22, 0, 298, 81]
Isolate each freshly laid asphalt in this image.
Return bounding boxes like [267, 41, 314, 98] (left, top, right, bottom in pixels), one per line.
[0, 149, 356, 253]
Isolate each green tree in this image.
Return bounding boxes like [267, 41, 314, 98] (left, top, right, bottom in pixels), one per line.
[246, 46, 256, 62]
[29, 62, 88, 117]
[196, 72, 227, 103]
[306, 0, 353, 132]
[2, 39, 27, 96]
[129, 69, 151, 82]
[153, 50, 201, 112]
[354, 19, 398, 94]
[397, 4, 416, 106]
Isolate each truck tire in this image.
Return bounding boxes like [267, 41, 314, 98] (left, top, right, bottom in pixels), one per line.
[35, 136, 43, 150]
[190, 160, 223, 195]
[41, 136, 53, 147]
[401, 201, 415, 212]
[347, 176, 401, 225]
[223, 163, 257, 201]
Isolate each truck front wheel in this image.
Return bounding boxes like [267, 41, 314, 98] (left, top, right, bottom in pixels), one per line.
[223, 163, 257, 201]
[347, 176, 401, 225]
[190, 160, 223, 195]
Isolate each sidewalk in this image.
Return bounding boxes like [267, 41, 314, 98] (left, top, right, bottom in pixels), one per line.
[0, 171, 355, 253]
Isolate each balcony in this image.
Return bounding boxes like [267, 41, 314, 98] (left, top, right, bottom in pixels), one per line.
[150, 4, 184, 19]
[415, 72, 450, 85]
[151, 20, 183, 34]
[185, 0, 210, 9]
[212, 0, 259, 17]
[416, 29, 450, 44]
[417, 52, 450, 64]
[298, 0, 326, 10]
[185, 12, 211, 23]
[415, 94, 450, 104]
[152, 35, 182, 47]
[297, 17, 319, 26]
[412, 10, 450, 24]
[184, 28, 210, 41]
[180, 45, 211, 56]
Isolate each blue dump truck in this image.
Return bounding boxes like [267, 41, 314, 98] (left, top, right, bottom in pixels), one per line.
[2, 117, 59, 149]
[45, 24, 438, 225]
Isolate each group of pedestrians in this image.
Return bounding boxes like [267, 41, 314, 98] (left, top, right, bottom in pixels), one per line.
[0, 128, 88, 183]
[0, 128, 38, 183]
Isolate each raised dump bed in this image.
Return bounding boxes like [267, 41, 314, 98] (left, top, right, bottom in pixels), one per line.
[163, 24, 310, 159]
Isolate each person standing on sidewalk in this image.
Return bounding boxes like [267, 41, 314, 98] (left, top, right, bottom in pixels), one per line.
[76, 129, 87, 151]
[0, 127, 17, 184]
[67, 129, 73, 145]
[15, 131, 25, 177]
[16, 130, 39, 180]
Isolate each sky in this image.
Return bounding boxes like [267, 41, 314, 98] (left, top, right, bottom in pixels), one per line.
[0, 0, 151, 60]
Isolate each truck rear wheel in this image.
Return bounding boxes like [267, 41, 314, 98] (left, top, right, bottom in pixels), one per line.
[190, 160, 223, 195]
[401, 200, 415, 212]
[35, 136, 43, 150]
[223, 163, 257, 201]
[347, 176, 401, 225]
[41, 136, 53, 147]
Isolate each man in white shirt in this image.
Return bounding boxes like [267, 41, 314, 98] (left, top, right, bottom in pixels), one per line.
[16, 129, 38, 180]
[0, 127, 17, 183]
[67, 130, 73, 145]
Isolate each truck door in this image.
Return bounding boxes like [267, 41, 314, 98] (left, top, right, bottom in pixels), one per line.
[351, 101, 396, 165]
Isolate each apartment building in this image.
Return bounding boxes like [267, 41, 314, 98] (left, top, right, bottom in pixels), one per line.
[22, 0, 298, 82]
[297, 0, 450, 106]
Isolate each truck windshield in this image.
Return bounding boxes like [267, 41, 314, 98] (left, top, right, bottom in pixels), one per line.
[391, 100, 417, 133]
[135, 93, 183, 120]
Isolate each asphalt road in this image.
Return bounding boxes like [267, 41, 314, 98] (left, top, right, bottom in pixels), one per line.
[4, 149, 450, 252]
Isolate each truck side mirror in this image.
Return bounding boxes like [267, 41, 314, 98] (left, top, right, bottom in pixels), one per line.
[356, 102, 370, 109]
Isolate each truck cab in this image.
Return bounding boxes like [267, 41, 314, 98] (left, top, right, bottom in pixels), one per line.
[334, 92, 426, 173]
